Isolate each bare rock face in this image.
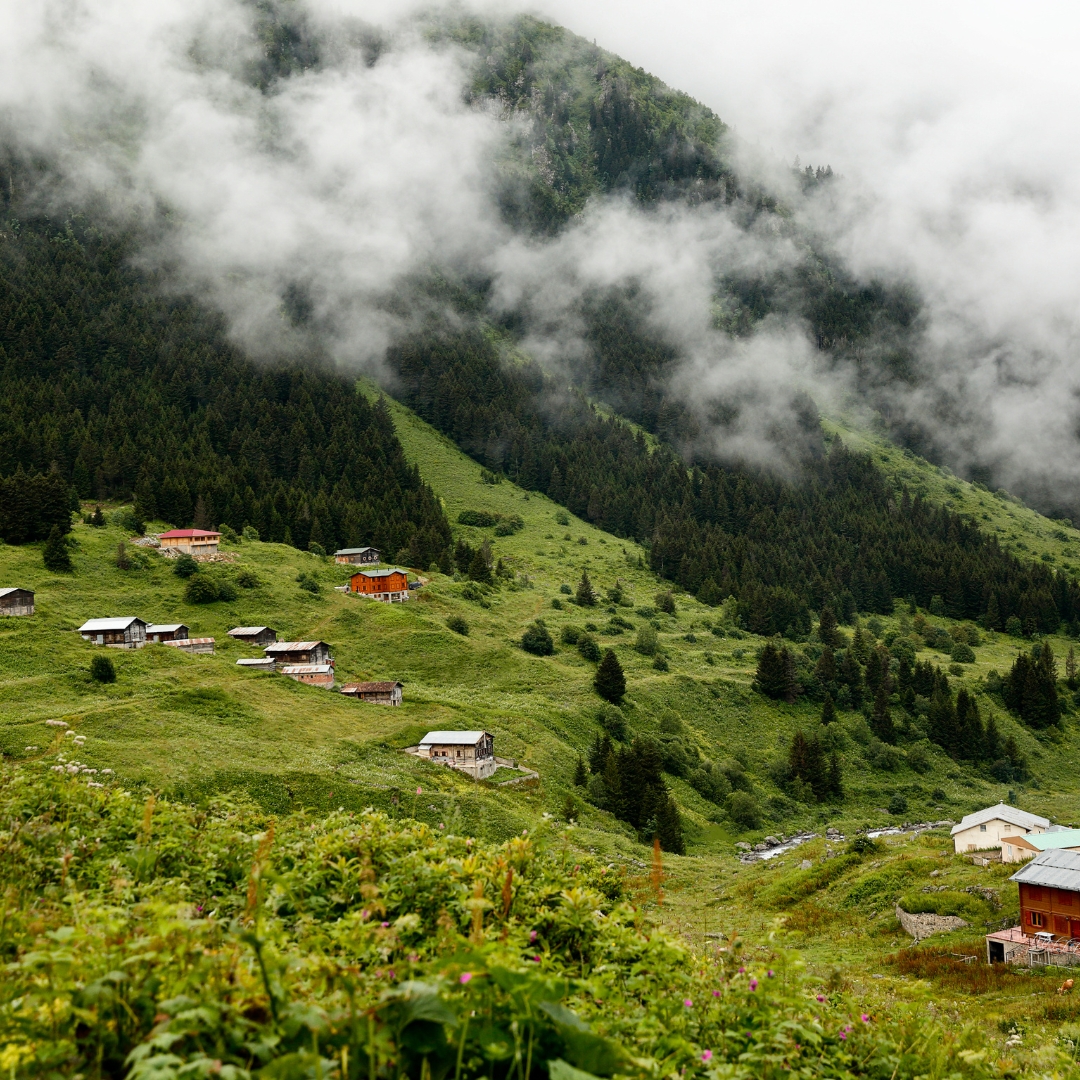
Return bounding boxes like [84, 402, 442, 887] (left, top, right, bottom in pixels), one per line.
[895, 904, 968, 941]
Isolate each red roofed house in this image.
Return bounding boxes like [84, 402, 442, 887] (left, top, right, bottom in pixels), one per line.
[159, 529, 220, 555]
[349, 568, 409, 603]
[340, 681, 403, 705]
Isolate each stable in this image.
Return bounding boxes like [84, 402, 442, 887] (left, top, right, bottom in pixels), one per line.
[147, 623, 189, 643]
[264, 640, 333, 666]
[951, 803, 1049, 854]
[0, 588, 34, 616]
[1003, 828, 1080, 864]
[349, 568, 409, 603]
[339, 681, 403, 706]
[279, 664, 335, 688]
[417, 731, 496, 779]
[78, 617, 147, 649]
[334, 546, 381, 565]
[159, 529, 220, 556]
[228, 626, 277, 646]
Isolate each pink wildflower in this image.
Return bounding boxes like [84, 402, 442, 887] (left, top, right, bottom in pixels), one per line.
[381, 921, 389, 928]
[701, 1051, 713, 1063]
[767, 970, 774, 978]
[839, 1032, 847, 1041]
[684, 999, 693, 1009]
[460, 972, 472, 985]
[416, 787, 422, 794]
[861, 1014, 870, 1023]
[749, 979, 758, 992]
[712, 990, 721, 998]
[530, 930, 538, 943]
[534, 955, 542, 962]
[816, 995, 824, 1003]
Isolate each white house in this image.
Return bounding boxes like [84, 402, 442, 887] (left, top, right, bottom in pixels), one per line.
[951, 803, 1049, 854]
[416, 731, 496, 780]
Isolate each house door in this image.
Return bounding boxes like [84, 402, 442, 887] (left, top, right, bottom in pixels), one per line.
[988, 940, 1005, 963]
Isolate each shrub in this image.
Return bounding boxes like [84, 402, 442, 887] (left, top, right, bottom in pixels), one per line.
[297, 572, 321, 594]
[598, 703, 627, 740]
[728, 790, 762, 829]
[111, 506, 144, 535]
[907, 745, 932, 773]
[634, 623, 658, 655]
[242, 524, 260, 541]
[185, 575, 219, 603]
[89, 654, 116, 683]
[236, 569, 259, 589]
[578, 635, 601, 663]
[560, 625, 582, 645]
[447, 615, 469, 636]
[308, 542, 326, 557]
[115, 541, 131, 570]
[847, 835, 879, 855]
[218, 523, 240, 543]
[866, 739, 902, 771]
[655, 590, 676, 615]
[216, 580, 238, 602]
[652, 655, 669, 671]
[554, 510, 569, 525]
[521, 621, 554, 656]
[1005, 615, 1023, 637]
[42, 525, 73, 572]
[458, 509, 499, 527]
[173, 553, 198, 578]
[493, 515, 524, 536]
[559, 583, 572, 595]
[888, 793, 908, 815]
[551, 597, 563, 610]
[950, 642, 976, 663]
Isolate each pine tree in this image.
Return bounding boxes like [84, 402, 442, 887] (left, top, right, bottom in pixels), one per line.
[576, 569, 597, 607]
[573, 756, 588, 787]
[955, 688, 984, 760]
[984, 592, 1002, 631]
[755, 641, 796, 701]
[655, 796, 685, 854]
[838, 648, 864, 708]
[594, 649, 626, 704]
[43, 525, 72, 572]
[814, 646, 837, 687]
[851, 626, 873, 663]
[589, 733, 614, 774]
[827, 751, 844, 800]
[90, 506, 106, 527]
[1068, 645, 1078, 689]
[870, 685, 896, 744]
[818, 605, 842, 648]
[821, 693, 837, 725]
[983, 711, 1002, 762]
[468, 543, 493, 584]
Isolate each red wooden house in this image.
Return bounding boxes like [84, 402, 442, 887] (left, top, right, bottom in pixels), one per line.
[349, 568, 409, 603]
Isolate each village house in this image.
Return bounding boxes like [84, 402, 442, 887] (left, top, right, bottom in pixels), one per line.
[1002, 828, 1080, 864]
[334, 546, 381, 565]
[236, 657, 276, 672]
[158, 529, 221, 556]
[264, 640, 333, 666]
[163, 637, 215, 655]
[77, 617, 148, 649]
[987, 850, 1080, 965]
[339, 681, 403, 705]
[227, 626, 277, 646]
[349, 567, 409, 603]
[146, 623, 189, 643]
[951, 803, 1049, 853]
[0, 588, 34, 616]
[279, 664, 335, 688]
[416, 730, 496, 779]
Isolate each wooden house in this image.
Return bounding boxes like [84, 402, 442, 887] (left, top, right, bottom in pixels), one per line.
[264, 640, 333, 666]
[163, 637, 215, 655]
[1003, 828, 1080, 864]
[78, 617, 148, 649]
[0, 588, 34, 616]
[236, 657, 276, 672]
[334, 546, 380, 565]
[279, 663, 335, 688]
[228, 626, 277, 646]
[159, 529, 220, 556]
[339, 681, 403, 706]
[951, 803, 1048, 853]
[147, 623, 189, 643]
[417, 730, 496, 779]
[1014, 849, 1080, 938]
[349, 568, 409, 603]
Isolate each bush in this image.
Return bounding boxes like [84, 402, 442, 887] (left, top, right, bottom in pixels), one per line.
[458, 509, 499, 527]
[634, 623, 658, 656]
[598, 703, 627, 740]
[89, 654, 116, 683]
[308, 542, 326, 557]
[652, 655, 669, 671]
[950, 642, 976, 663]
[185, 575, 219, 604]
[727, 790, 762, 829]
[521, 621, 554, 656]
[493, 515, 524, 536]
[847, 835, 879, 855]
[560, 625, 582, 645]
[866, 739, 902, 771]
[559, 583, 572, 594]
[111, 506, 144, 535]
[236, 569, 259, 589]
[554, 510, 569, 525]
[1005, 615, 1023, 637]
[655, 590, 676, 615]
[218, 523, 240, 543]
[242, 525, 260, 541]
[297, 572, 321, 594]
[907, 745, 932, 773]
[115, 541, 131, 570]
[578, 635, 601, 663]
[551, 597, 563, 609]
[888, 793, 908, 815]
[216, 580, 238, 602]
[447, 615, 469, 636]
[42, 525, 73, 572]
[173, 553, 198, 578]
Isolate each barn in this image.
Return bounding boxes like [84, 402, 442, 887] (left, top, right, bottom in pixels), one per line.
[159, 529, 220, 556]
[147, 623, 189, 643]
[228, 626, 277, 646]
[349, 568, 409, 603]
[78, 617, 148, 649]
[334, 547, 381, 565]
[0, 588, 34, 616]
[339, 681, 403, 705]
[163, 637, 215, 655]
[417, 731, 496, 779]
[264, 640, 333, 666]
[279, 664, 335, 688]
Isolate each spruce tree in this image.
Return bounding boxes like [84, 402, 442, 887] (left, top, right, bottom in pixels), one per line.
[573, 755, 588, 787]
[818, 605, 842, 648]
[655, 796, 685, 854]
[594, 649, 626, 704]
[821, 693, 837, 725]
[42, 525, 72, 572]
[467, 544, 493, 584]
[984, 593, 1002, 631]
[827, 751, 843, 800]
[838, 648, 864, 708]
[814, 646, 837, 688]
[576, 569, 597, 607]
[983, 711, 1002, 762]
[90, 505, 106, 527]
[755, 641, 796, 702]
[870, 685, 896, 744]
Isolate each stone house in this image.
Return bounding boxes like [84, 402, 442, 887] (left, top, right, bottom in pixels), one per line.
[339, 681, 403, 705]
[951, 803, 1049, 853]
[0, 588, 34, 616]
[416, 731, 496, 779]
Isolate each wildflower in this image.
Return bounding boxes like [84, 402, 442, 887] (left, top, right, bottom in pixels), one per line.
[861, 1014, 870, 1023]
[684, 999, 693, 1009]
[381, 921, 389, 928]
[767, 970, 774, 978]
[416, 786, 422, 794]
[701, 1051, 713, 1063]
[361, 909, 370, 920]
[712, 990, 720, 998]
[530, 930, 538, 942]
[533, 955, 542, 962]
[839, 1032, 847, 1041]
[387, 970, 396, 980]
[460, 972, 472, 984]
[816, 995, 825, 1002]
[409, 953, 419, 963]
[738, 966, 745, 974]
[749, 979, 758, 992]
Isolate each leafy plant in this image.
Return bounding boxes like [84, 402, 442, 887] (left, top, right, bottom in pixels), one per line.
[448, 615, 470, 636]
[173, 553, 198, 578]
[522, 621, 554, 656]
[90, 654, 116, 683]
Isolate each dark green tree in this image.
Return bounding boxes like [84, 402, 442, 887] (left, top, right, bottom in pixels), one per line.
[576, 569, 597, 606]
[827, 751, 843, 800]
[817, 605, 842, 648]
[755, 641, 797, 702]
[573, 756, 588, 787]
[654, 796, 685, 854]
[1003, 644, 1061, 728]
[594, 649, 626, 704]
[870, 685, 896, 744]
[89, 654, 116, 683]
[42, 525, 72, 572]
[521, 621, 554, 656]
[821, 693, 837, 725]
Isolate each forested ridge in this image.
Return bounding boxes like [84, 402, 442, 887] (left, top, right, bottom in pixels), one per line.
[0, 213, 451, 565]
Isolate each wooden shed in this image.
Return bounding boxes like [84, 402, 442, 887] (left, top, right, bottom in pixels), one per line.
[417, 730, 496, 779]
[147, 623, 189, 643]
[279, 664, 335, 688]
[163, 637, 215, 655]
[339, 681, 403, 706]
[334, 546, 381, 565]
[236, 657, 276, 672]
[159, 529, 220, 556]
[349, 568, 409, 603]
[0, 588, 34, 616]
[228, 626, 277, 646]
[78, 617, 147, 649]
[264, 640, 333, 666]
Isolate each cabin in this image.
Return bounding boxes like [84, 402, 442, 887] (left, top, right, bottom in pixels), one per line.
[163, 636, 215, 655]
[0, 588, 34, 616]
[78, 617, 147, 649]
[158, 529, 220, 556]
[339, 681, 403, 706]
[147, 623, 189, 643]
[349, 568, 409, 603]
[334, 546, 381, 565]
[264, 640, 333, 666]
[951, 803, 1049, 853]
[1002, 828, 1080, 864]
[236, 657, 276, 672]
[279, 664, 335, 688]
[417, 730, 496, 779]
[228, 626, 277, 646]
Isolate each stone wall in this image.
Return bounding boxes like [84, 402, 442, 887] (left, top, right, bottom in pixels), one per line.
[895, 905, 968, 941]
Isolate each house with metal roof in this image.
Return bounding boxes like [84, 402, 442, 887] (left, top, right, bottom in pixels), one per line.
[340, 681, 403, 706]
[158, 529, 220, 555]
[0, 588, 34, 616]
[416, 731, 495, 779]
[951, 803, 1050, 853]
[228, 626, 277, 646]
[77, 617, 147, 649]
[334, 546, 380, 565]
[349, 568, 409, 603]
[147, 623, 189, 643]
[264, 640, 333, 666]
[163, 637, 215, 655]
[279, 663, 335, 688]
[1003, 828, 1080, 864]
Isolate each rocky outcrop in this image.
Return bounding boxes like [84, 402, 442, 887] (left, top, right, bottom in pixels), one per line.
[895, 904, 968, 941]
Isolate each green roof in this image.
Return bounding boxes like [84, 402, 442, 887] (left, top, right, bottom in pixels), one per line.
[1018, 830, 1080, 851]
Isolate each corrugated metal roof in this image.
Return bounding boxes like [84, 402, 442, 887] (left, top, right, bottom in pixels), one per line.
[0, 587, 32, 598]
[264, 641, 329, 653]
[159, 529, 220, 538]
[279, 664, 333, 674]
[335, 547, 378, 555]
[341, 681, 402, 692]
[78, 617, 144, 632]
[951, 803, 1050, 835]
[228, 626, 273, 636]
[147, 624, 188, 633]
[163, 637, 214, 646]
[419, 731, 490, 746]
[236, 658, 275, 667]
[350, 568, 406, 579]
[1010, 849, 1080, 889]
[1007, 830, 1080, 852]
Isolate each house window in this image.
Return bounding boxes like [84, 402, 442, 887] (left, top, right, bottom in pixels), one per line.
[1028, 911, 1046, 927]
[980, 824, 986, 832]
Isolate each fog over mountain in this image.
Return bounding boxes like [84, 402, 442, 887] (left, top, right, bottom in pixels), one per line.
[3, 0, 1079, 512]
